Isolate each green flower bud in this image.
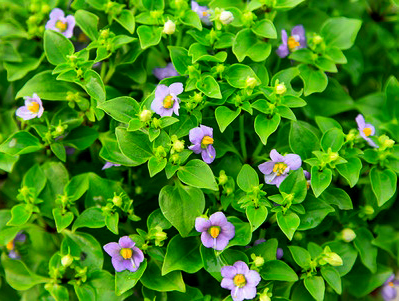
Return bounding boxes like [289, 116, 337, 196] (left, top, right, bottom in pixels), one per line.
[61, 254, 73, 267]
[246, 76, 258, 89]
[275, 82, 287, 95]
[112, 194, 123, 207]
[139, 109, 152, 122]
[341, 228, 356, 243]
[363, 205, 374, 215]
[313, 35, 323, 44]
[216, 64, 225, 74]
[163, 20, 176, 35]
[219, 170, 228, 185]
[41, 4, 50, 14]
[324, 252, 343, 266]
[172, 139, 185, 153]
[251, 253, 265, 267]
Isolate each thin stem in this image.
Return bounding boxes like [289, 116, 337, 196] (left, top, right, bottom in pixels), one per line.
[252, 140, 264, 159]
[104, 62, 116, 84]
[239, 114, 247, 162]
[100, 61, 107, 80]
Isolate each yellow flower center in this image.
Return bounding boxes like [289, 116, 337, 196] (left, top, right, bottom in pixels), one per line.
[163, 95, 174, 109]
[233, 274, 246, 287]
[288, 36, 300, 51]
[55, 20, 67, 32]
[209, 226, 220, 238]
[6, 240, 14, 251]
[201, 136, 214, 148]
[202, 11, 208, 16]
[27, 101, 40, 113]
[389, 282, 394, 287]
[120, 248, 133, 259]
[273, 162, 287, 176]
[363, 127, 372, 137]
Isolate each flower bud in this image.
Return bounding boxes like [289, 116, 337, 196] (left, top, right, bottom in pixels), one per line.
[324, 252, 343, 266]
[313, 35, 323, 45]
[328, 151, 339, 161]
[163, 20, 176, 35]
[219, 11, 234, 25]
[378, 134, 395, 149]
[219, 170, 228, 185]
[61, 254, 73, 267]
[246, 76, 258, 89]
[253, 255, 265, 267]
[112, 195, 123, 207]
[341, 228, 356, 243]
[216, 64, 225, 74]
[172, 139, 185, 153]
[363, 205, 374, 215]
[41, 4, 50, 14]
[139, 109, 152, 122]
[275, 83, 287, 95]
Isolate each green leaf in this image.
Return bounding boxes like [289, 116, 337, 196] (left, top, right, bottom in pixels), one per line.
[279, 169, 307, 203]
[159, 184, 205, 237]
[315, 116, 343, 133]
[277, 211, 300, 240]
[260, 260, 298, 282]
[237, 164, 259, 192]
[289, 121, 320, 160]
[116, 127, 153, 166]
[370, 167, 397, 206]
[148, 156, 167, 177]
[181, 10, 202, 30]
[215, 106, 240, 133]
[196, 75, 222, 99]
[46, 284, 70, 301]
[72, 207, 105, 231]
[50, 143, 66, 162]
[251, 19, 277, 39]
[321, 17, 362, 50]
[0, 131, 42, 155]
[75, 10, 99, 40]
[162, 235, 202, 275]
[0, 153, 19, 172]
[168, 46, 192, 75]
[336, 157, 362, 188]
[353, 227, 378, 273]
[200, 244, 223, 281]
[115, 260, 147, 296]
[65, 174, 90, 202]
[226, 64, 260, 88]
[84, 70, 105, 103]
[304, 276, 325, 301]
[289, 246, 311, 269]
[44, 30, 74, 65]
[321, 265, 342, 294]
[177, 159, 218, 191]
[142, 0, 164, 10]
[246, 205, 268, 231]
[147, 209, 172, 230]
[321, 128, 345, 152]
[298, 195, 334, 230]
[310, 166, 332, 197]
[137, 25, 163, 49]
[188, 43, 227, 63]
[105, 212, 119, 234]
[4, 55, 43, 82]
[63, 126, 99, 150]
[254, 114, 281, 145]
[298, 64, 328, 96]
[321, 188, 353, 210]
[53, 208, 74, 233]
[324, 241, 357, 276]
[87, 270, 131, 300]
[233, 29, 271, 62]
[140, 259, 186, 292]
[23, 164, 47, 195]
[247, 238, 278, 262]
[274, 0, 305, 8]
[227, 216, 252, 247]
[115, 10, 135, 34]
[7, 204, 32, 226]
[98, 96, 140, 123]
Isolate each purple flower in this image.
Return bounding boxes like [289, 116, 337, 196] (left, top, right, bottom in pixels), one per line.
[191, 1, 212, 25]
[189, 125, 216, 164]
[7, 232, 26, 259]
[221, 261, 261, 301]
[276, 25, 307, 58]
[102, 162, 122, 170]
[65, 147, 75, 156]
[151, 83, 183, 117]
[304, 170, 311, 189]
[45, 8, 75, 38]
[258, 149, 302, 188]
[276, 248, 284, 260]
[16, 93, 44, 120]
[103, 236, 144, 272]
[253, 239, 266, 246]
[153, 63, 179, 80]
[195, 212, 235, 251]
[381, 274, 399, 301]
[355, 114, 378, 148]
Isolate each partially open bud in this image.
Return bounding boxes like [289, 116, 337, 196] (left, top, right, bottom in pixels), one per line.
[328, 151, 339, 161]
[219, 11, 234, 25]
[275, 82, 287, 95]
[219, 170, 228, 185]
[139, 109, 152, 122]
[61, 254, 73, 267]
[251, 254, 265, 267]
[112, 194, 123, 207]
[323, 252, 343, 266]
[246, 76, 258, 89]
[313, 35, 323, 45]
[378, 134, 395, 149]
[172, 139, 185, 153]
[341, 228, 356, 243]
[163, 20, 176, 35]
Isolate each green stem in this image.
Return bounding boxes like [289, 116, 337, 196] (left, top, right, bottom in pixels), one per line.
[104, 62, 116, 84]
[252, 140, 264, 159]
[239, 114, 247, 162]
[100, 61, 107, 80]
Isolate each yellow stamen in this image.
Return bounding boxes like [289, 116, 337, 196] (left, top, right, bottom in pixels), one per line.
[55, 20, 67, 32]
[201, 136, 214, 146]
[6, 240, 14, 251]
[288, 36, 300, 51]
[120, 248, 133, 259]
[273, 163, 287, 176]
[163, 95, 174, 109]
[233, 274, 246, 287]
[202, 11, 208, 16]
[209, 226, 220, 238]
[389, 282, 394, 287]
[363, 127, 372, 137]
[27, 102, 40, 113]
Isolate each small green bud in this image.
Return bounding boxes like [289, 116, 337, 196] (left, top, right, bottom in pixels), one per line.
[363, 205, 374, 215]
[275, 82, 287, 95]
[341, 228, 356, 243]
[219, 170, 228, 185]
[216, 64, 225, 74]
[313, 35, 323, 44]
[379, 134, 395, 149]
[112, 195, 123, 207]
[246, 76, 258, 89]
[172, 139, 185, 153]
[100, 29, 110, 39]
[251, 253, 265, 267]
[139, 109, 152, 122]
[135, 186, 143, 195]
[328, 151, 339, 161]
[61, 254, 73, 267]
[324, 252, 343, 266]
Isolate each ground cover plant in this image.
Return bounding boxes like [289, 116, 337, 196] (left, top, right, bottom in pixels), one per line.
[0, 0, 399, 300]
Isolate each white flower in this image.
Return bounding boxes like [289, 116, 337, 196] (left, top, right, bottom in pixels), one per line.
[219, 11, 234, 25]
[163, 20, 176, 35]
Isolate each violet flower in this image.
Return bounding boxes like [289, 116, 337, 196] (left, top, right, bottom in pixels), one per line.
[304, 170, 311, 189]
[102, 162, 122, 170]
[191, 1, 212, 25]
[276, 25, 307, 58]
[189, 125, 216, 164]
[355, 114, 378, 148]
[221, 261, 261, 301]
[103, 236, 144, 272]
[276, 248, 284, 260]
[153, 63, 179, 80]
[45, 8, 75, 39]
[253, 239, 266, 246]
[7, 232, 26, 259]
[16, 93, 44, 120]
[381, 274, 399, 301]
[195, 212, 235, 251]
[258, 149, 302, 188]
[151, 83, 183, 117]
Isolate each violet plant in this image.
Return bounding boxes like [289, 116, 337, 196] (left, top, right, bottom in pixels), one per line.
[0, 0, 399, 300]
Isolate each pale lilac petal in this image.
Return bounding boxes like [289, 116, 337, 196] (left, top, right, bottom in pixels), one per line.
[200, 125, 213, 137]
[202, 145, 216, 164]
[245, 270, 261, 286]
[64, 15, 76, 38]
[277, 248, 284, 259]
[132, 247, 144, 264]
[221, 222, 235, 240]
[112, 256, 126, 272]
[381, 285, 397, 300]
[232, 287, 245, 301]
[151, 95, 164, 113]
[15, 232, 26, 242]
[355, 114, 366, 129]
[154, 85, 170, 100]
[49, 8, 65, 20]
[366, 137, 378, 148]
[123, 259, 138, 272]
[303, 170, 310, 180]
[221, 265, 237, 278]
[103, 242, 121, 257]
[8, 250, 20, 259]
[214, 234, 230, 250]
[264, 173, 277, 184]
[169, 82, 184, 96]
[272, 174, 287, 187]
[221, 277, 235, 290]
[16, 107, 35, 120]
[233, 261, 249, 275]
[195, 217, 211, 232]
[172, 100, 180, 116]
[291, 25, 306, 48]
[283, 154, 302, 170]
[276, 44, 289, 58]
[189, 127, 205, 145]
[201, 232, 214, 248]
[209, 212, 228, 226]
[118, 236, 135, 248]
[270, 149, 284, 162]
[242, 286, 257, 299]
[45, 18, 57, 30]
[258, 161, 275, 175]
[385, 275, 395, 285]
[254, 239, 266, 246]
[153, 63, 179, 80]
[189, 143, 202, 154]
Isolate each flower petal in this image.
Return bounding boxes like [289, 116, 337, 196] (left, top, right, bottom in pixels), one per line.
[355, 114, 366, 129]
[209, 212, 228, 226]
[112, 256, 126, 272]
[195, 217, 211, 232]
[189, 143, 202, 154]
[291, 25, 306, 47]
[169, 82, 184, 95]
[214, 233, 230, 251]
[103, 242, 121, 257]
[283, 154, 302, 170]
[132, 247, 145, 265]
[221, 277, 235, 290]
[118, 236, 135, 248]
[245, 270, 261, 287]
[49, 8, 65, 20]
[381, 285, 397, 301]
[155, 85, 170, 100]
[270, 149, 284, 162]
[16, 107, 35, 120]
[201, 232, 214, 248]
[200, 125, 213, 137]
[231, 287, 245, 301]
[276, 44, 289, 58]
[258, 161, 275, 175]
[189, 126, 204, 145]
[233, 261, 249, 275]
[242, 285, 257, 299]
[221, 221, 235, 240]
[221, 265, 237, 278]
[123, 259, 138, 272]
[202, 145, 216, 164]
